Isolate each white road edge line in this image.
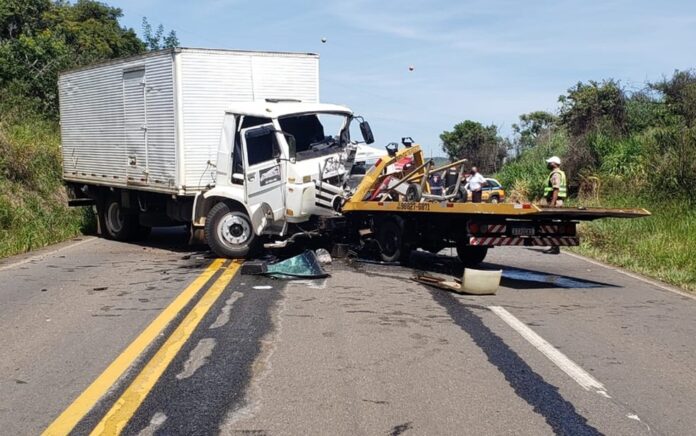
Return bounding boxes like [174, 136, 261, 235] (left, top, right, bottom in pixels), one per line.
[0, 237, 96, 272]
[562, 250, 696, 301]
[489, 305, 611, 398]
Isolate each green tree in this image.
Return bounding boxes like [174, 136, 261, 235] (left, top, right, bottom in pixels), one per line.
[440, 120, 507, 173]
[558, 80, 627, 137]
[0, 0, 51, 39]
[142, 17, 179, 50]
[512, 111, 557, 154]
[0, 0, 146, 114]
[650, 69, 696, 127]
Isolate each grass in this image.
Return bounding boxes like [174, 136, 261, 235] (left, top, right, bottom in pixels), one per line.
[570, 195, 696, 293]
[0, 106, 92, 258]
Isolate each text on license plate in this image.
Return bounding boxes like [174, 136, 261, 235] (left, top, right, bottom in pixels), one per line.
[511, 226, 535, 236]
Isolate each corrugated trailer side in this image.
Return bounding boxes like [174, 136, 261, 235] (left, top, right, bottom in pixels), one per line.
[60, 48, 320, 196]
[59, 50, 178, 193]
[176, 49, 319, 191]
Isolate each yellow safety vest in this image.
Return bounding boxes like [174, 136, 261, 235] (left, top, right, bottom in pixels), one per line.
[544, 169, 567, 198]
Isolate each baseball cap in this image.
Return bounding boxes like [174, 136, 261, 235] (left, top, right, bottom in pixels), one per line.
[546, 156, 561, 165]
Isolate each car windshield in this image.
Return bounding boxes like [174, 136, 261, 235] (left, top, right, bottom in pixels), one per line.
[278, 113, 349, 161]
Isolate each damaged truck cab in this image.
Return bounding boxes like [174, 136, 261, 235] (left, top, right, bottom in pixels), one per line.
[193, 102, 374, 257]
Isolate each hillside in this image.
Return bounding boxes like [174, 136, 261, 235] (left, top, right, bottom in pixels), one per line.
[0, 0, 177, 258]
[496, 77, 696, 292]
[0, 105, 90, 256]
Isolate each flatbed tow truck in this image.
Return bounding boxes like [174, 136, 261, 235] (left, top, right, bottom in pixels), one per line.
[337, 142, 650, 265]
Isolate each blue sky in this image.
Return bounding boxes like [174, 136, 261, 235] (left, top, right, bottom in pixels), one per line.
[114, 0, 696, 157]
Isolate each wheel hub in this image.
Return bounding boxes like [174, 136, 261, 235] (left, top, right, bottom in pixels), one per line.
[218, 214, 251, 246]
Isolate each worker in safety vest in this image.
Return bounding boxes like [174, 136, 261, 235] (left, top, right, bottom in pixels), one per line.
[543, 156, 566, 254]
[544, 156, 566, 207]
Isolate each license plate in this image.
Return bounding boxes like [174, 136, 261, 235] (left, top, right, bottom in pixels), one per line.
[511, 226, 535, 236]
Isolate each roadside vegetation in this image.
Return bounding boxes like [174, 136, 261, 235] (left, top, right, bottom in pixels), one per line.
[492, 76, 696, 292]
[0, 0, 176, 258]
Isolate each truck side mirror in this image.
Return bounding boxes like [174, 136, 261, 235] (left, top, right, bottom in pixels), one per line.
[285, 134, 297, 162]
[360, 121, 374, 144]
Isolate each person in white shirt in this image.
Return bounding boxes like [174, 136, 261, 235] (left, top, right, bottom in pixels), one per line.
[466, 166, 486, 203]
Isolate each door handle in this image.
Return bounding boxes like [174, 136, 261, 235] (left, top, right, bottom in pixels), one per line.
[247, 172, 256, 182]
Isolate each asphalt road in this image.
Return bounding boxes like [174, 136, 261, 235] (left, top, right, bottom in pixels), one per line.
[1, 229, 695, 435]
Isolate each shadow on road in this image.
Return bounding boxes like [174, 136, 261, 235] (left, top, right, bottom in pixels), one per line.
[407, 251, 616, 290]
[431, 292, 602, 436]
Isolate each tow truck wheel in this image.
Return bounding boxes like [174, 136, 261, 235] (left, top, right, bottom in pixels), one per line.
[456, 243, 488, 266]
[205, 202, 256, 258]
[376, 218, 411, 263]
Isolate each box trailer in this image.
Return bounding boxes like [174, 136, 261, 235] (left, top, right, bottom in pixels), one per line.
[59, 47, 319, 195]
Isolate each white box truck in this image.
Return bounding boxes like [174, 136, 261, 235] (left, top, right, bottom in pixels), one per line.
[60, 48, 380, 257]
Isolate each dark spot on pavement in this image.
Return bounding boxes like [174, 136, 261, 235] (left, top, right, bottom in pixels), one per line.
[15, 379, 27, 384]
[230, 431, 267, 435]
[93, 287, 108, 291]
[40, 288, 47, 292]
[389, 422, 413, 435]
[431, 291, 602, 436]
[363, 398, 389, 405]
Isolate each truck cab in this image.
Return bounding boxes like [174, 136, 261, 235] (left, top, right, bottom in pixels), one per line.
[195, 100, 378, 258]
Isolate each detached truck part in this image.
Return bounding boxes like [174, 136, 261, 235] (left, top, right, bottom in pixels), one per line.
[59, 47, 380, 257]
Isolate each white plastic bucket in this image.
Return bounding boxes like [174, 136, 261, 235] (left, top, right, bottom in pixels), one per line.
[462, 268, 502, 295]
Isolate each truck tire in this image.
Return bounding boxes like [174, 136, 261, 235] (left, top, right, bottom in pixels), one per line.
[100, 195, 138, 241]
[456, 243, 488, 267]
[489, 195, 499, 204]
[376, 217, 411, 263]
[205, 202, 256, 258]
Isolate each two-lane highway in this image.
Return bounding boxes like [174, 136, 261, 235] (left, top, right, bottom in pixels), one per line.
[2, 230, 695, 435]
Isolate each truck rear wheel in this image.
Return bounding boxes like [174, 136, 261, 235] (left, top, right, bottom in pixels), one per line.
[375, 217, 411, 263]
[205, 202, 256, 258]
[456, 243, 488, 267]
[100, 195, 138, 241]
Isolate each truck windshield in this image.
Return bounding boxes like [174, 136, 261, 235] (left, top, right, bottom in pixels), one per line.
[278, 113, 349, 161]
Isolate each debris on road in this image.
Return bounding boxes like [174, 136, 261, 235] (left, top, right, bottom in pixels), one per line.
[314, 248, 332, 265]
[242, 251, 329, 280]
[413, 267, 501, 295]
[241, 261, 268, 275]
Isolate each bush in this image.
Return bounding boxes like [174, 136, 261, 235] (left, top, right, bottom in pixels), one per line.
[496, 130, 568, 200]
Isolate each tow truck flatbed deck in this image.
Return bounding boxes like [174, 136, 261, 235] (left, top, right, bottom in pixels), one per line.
[336, 143, 650, 264]
[342, 200, 650, 221]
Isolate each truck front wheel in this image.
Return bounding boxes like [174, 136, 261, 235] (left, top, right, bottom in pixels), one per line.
[456, 243, 488, 266]
[205, 202, 256, 258]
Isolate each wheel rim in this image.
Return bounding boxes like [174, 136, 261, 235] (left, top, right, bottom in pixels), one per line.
[491, 197, 499, 204]
[217, 214, 252, 247]
[105, 201, 124, 234]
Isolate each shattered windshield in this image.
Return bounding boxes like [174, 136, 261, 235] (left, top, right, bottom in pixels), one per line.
[278, 113, 349, 161]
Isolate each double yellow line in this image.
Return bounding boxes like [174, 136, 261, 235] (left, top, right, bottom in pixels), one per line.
[43, 259, 241, 435]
